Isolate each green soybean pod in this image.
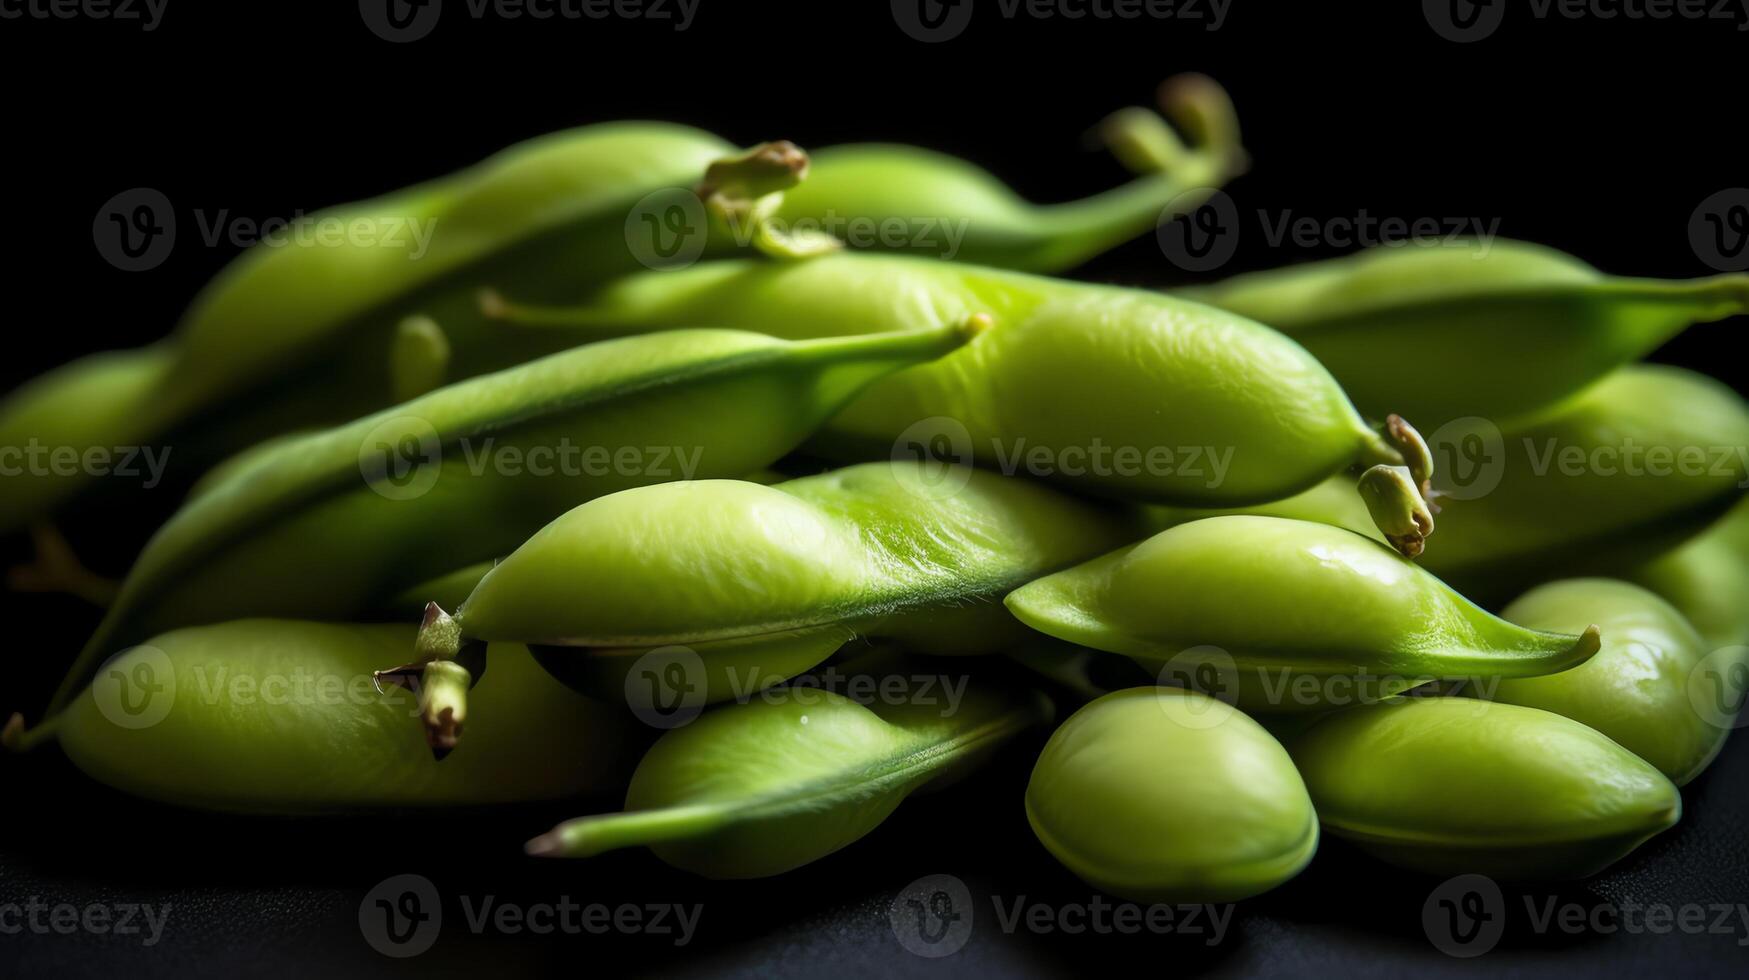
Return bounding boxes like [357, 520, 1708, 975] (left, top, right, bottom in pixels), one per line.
[523, 682, 1051, 877]
[485, 252, 1425, 507]
[1422, 365, 1749, 604]
[0, 124, 748, 535]
[779, 75, 1246, 272]
[1619, 500, 1749, 651]
[1289, 698, 1681, 880]
[1005, 516, 1600, 713]
[5, 621, 628, 812]
[40, 323, 977, 719]
[1492, 579, 1724, 785]
[399, 461, 1139, 749]
[1179, 239, 1749, 424]
[1026, 687, 1316, 903]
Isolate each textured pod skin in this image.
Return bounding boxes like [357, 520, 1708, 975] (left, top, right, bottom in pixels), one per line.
[456, 462, 1139, 701]
[1026, 688, 1316, 903]
[1620, 500, 1749, 651]
[1005, 516, 1599, 712]
[530, 683, 1050, 878]
[49, 326, 964, 715]
[1289, 698, 1680, 880]
[1495, 579, 1726, 785]
[1181, 239, 1748, 424]
[57, 621, 627, 812]
[0, 125, 736, 533]
[1422, 365, 1749, 604]
[541, 253, 1392, 504]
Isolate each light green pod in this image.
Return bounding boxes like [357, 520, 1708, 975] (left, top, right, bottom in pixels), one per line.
[489, 252, 1412, 505]
[524, 681, 1051, 878]
[1026, 687, 1316, 903]
[778, 74, 1245, 272]
[1289, 698, 1681, 880]
[1180, 239, 1748, 425]
[20, 621, 628, 813]
[43, 324, 973, 717]
[1619, 499, 1749, 650]
[1422, 365, 1749, 604]
[418, 461, 1138, 723]
[1005, 516, 1600, 712]
[0, 124, 741, 534]
[1494, 579, 1724, 785]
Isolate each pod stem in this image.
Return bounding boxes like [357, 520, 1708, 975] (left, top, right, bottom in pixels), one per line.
[698, 141, 842, 260]
[372, 603, 485, 760]
[3, 711, 61, 754]
[7, 524, 119, 608]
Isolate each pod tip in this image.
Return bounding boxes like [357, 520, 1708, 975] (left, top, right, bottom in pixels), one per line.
[1574, 624, 1603, 662]
[960, 312, 994, 343]
[524, 831, 564, 858]
[2, 713, 24, 751]
[478, 288, 508, 320]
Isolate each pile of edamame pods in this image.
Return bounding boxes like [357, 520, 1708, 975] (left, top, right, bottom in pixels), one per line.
[5, 76, 1748, 904]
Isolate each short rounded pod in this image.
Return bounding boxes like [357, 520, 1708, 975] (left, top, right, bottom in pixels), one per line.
[1026, 687, 1316, 902]
[1288, 697, 1681, 880]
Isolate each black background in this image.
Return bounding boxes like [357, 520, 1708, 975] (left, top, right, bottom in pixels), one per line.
[2, 1, 1747, 977]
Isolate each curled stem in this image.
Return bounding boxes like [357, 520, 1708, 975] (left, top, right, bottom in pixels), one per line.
[1097, 73, 1247, 178]
[7, 524, 120, 608]
[698, 141, 841, 260]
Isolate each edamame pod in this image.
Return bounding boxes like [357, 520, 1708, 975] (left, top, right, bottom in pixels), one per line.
[1288, 698, 1681, 880]
[1422, 365, 1749, 603]
[40, 323, 977, 719]
[777, 75, 1246, 272]
[397, 461, 1140, 751]
[1618, 499, 1749, 650]
[5, 621, 628, 812]
[485, 252, 1424, 507]
[1005, 516, 1601, 712]
[1026, 688, 1316, 903]
[4, 82, 1246, 536]
[0, 124, 743, 534]
[1493, 579, 1726, 785]
[523, 680, 1051, 878]
[1180, 239, 1749, 424]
